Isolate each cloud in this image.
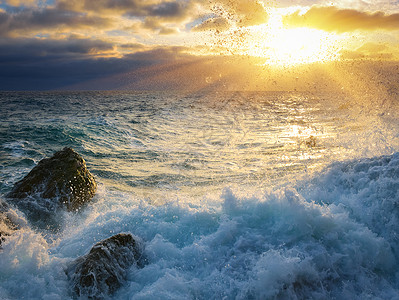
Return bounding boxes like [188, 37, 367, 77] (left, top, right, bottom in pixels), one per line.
[58, 0, 198, 23]
[0, 38, 115, 61]
[134, 16, 180, 35]
[56, 0, 132, 13]
[357, 42, 388, 54]
[191, 17, 230, 32]
[159, 26, 179, 35]
[2, 0, 39, 7]
[340, 42, 396, 60]
[340, 49, 394, 60]
[0, 0, 200, 38]
[57, 0, 154, 14]
[0, 38, 193, 90]
[118, 42, 146, 50]
[209, 0, 268, 27]
[283, 6, 399, 32]
[0, 7, 112, 37]
[148, 1, 187, 18]
[0, 0, 269, 39]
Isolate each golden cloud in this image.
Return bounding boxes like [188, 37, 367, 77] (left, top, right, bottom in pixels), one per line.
[340, 42, 396, 60]
[159, 27, 179, 35]
[210, 0, 268, 27]
[3, 0, 38, 7]
[283, 6, 399, 32]
[357, 42, 388, 54]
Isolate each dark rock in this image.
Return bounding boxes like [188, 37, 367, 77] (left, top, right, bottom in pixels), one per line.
[6, 147, 96, 229]
[8, 147, 96, 210]
[67, 233, 143, 299]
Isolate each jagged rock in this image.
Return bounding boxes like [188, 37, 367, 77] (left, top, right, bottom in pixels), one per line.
[67, 233, 143, 299]
[6, 147, 96, 229]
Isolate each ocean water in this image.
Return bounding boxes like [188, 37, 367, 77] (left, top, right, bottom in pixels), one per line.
[1, 90, 399, 299]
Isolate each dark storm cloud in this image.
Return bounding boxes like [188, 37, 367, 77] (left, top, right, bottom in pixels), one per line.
[0, 7, 111, 36]
[0, 38, 192, 90]
[0, 38, 114, 59]
[283, 6, 399, 32]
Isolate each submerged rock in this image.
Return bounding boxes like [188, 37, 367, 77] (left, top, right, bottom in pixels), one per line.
[67, 233, 143, 299]
[6, 147, 96, 229]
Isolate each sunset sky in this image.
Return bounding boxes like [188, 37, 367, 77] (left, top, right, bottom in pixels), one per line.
[1, 0, 399, 90]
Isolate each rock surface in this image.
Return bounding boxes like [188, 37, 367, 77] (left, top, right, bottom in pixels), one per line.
[6, 147, 96, 228]
[67, 233, 143, 298]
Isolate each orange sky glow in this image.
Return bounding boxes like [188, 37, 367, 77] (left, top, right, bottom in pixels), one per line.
[1, 0, 399, 90]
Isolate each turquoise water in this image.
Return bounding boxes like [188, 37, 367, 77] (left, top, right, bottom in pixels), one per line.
[1, 91, 399, 299]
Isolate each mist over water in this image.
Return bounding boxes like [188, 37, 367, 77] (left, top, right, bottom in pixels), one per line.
[1, 90, 399, 299]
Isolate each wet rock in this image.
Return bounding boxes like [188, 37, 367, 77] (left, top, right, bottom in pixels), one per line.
[6, 147, 96, 229]
[67, 233, 143, 299]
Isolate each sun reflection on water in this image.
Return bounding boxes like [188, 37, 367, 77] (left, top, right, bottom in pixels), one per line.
[89, 91, 350, 203]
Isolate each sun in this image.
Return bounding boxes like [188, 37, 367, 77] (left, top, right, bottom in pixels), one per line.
[247, 8, 341, 66]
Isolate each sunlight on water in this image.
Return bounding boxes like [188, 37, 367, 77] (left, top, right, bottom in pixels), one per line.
[21, 90, 387, 204]
[1, 90, 398, 205]
[1, 90, 399, 299]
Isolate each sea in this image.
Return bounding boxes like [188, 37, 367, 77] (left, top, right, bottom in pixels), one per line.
[1, 90, 399, 299]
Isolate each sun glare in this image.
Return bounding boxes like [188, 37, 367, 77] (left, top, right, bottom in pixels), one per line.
[247, 8, 341, 66]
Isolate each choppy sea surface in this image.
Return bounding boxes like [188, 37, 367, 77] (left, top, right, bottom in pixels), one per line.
[1, 90, 399, 299]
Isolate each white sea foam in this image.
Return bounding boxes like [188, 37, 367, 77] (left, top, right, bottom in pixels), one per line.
[3, 152, 399, 299]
